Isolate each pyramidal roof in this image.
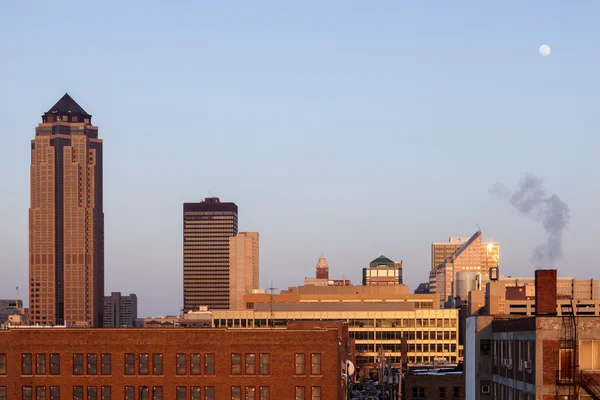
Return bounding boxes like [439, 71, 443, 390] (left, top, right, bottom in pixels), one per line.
[371, 255, 394, 264]
[46, 93, 90, 117]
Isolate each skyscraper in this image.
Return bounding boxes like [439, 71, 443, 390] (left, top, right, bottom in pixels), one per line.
[229, 232, 259, 311]
[103, 292, 138, 328]
[29, 93, 104, 327]
[316, 254, 329, 280]
[183, 197, 238, 311]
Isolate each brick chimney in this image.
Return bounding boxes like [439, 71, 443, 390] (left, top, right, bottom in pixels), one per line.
[535, 269, 557, 315]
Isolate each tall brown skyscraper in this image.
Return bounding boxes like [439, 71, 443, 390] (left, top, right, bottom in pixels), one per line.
[29, 94, 104, 327]
[183, 197, 238, 311]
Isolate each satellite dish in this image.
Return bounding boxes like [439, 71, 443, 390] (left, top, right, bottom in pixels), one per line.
[347, 360, 355, 376]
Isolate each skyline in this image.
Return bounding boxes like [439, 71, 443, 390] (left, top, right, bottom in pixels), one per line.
[2, 2, 600, 317]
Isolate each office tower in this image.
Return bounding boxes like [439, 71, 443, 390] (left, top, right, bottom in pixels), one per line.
[103, 292, 138, 328]
[431, 236, 470, 271]
[316, 254, 329, 280]
[229, 232, 259, 311]
[362, 255, 403, 286]
[183, 197, 238, 311]
[29, 94, 104, 327]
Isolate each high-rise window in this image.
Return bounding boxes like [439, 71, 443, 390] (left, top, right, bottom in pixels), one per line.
[88, 354, 97, 375]
[311, 354, 321, 375]
[310, 387, 321, 400]
[125, 354, 135, 375]
[232, 353, 241, 375]
[73, 386, 83, 400]
[176, 387, 186, 400]
[101, 354, 110, 375]
[232, 387, 241, 400]
[153, 354, 163, 375]
[36, 386, 46, 400]
[205, 354, 215, 375]
[245, 387, 255, 400]
[22, 387, 32, 400]
[295, 386, 305, 400]
[22, 354, 32, 375]
[125, 387, 134, 400]
[73, 354, 84, 375]
[101, 386, 111, 400]
[0, 354, 5, 375]
[295, 354, 305, 374]
[50, 387, 60, 400]
[205, 387, 215, 400]
[259, 387, 269, 400]
[50, 354, 60, 375]
[245, 354, 255, 374]
[88, 387, 97, 400]
[36, 354, 46, 375]
[139, 354, 149, 375]
[153, 387, 163, 400]
[259, 354, 269, 375]
[177, 354, 187, 375]
[191, 387, 201, 400]
[191, 354, 201, 375]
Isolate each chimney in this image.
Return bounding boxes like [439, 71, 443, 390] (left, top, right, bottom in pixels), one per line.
[535, 269, 557, 315]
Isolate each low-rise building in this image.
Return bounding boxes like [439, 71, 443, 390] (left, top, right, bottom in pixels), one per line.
[404, 366, 465, 400]
[0, 299, 28, 325]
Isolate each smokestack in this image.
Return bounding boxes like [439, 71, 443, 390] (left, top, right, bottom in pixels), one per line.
[535, 269, 557, 315]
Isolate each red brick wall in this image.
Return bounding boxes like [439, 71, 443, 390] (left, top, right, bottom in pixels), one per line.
[535, 270, 557, 315]
[542, 340, 559, 385]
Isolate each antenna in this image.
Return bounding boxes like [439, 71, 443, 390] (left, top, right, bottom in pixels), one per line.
[266, 281, 279, 327]
[476, 224, 481, 233]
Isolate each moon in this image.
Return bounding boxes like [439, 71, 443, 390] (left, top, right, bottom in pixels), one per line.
[539, 44, 551, 57]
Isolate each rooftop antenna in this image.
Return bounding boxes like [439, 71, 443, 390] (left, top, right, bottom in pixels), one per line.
[266, 281, 278, 327]
[476, 224, 481, 233]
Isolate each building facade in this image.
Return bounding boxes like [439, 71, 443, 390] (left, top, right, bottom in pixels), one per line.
[363, 256, 403, 286]
[315, 254, 329, 280]
[29, 93, 104, 327]
[183, 198, 238, 311]
[0, 299, 27, 325]
[0, 325, 346, 400]
[229, 233, 259, 311]
[103, 292, 138, 328]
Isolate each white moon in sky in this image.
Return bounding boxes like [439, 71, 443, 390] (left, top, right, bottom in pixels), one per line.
[539, 44, 551, 57]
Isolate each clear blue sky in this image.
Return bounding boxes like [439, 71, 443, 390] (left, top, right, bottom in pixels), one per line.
[1, 1, 599, 317]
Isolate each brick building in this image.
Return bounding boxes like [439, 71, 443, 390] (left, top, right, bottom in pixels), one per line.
[403, 369, 465, 399]
[0, 324, 347, 399]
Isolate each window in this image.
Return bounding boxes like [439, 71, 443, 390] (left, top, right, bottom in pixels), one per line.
[125, 387, 134, 400]
[439, 386, 446, 399]
[245, 387, 255, 400]
[259, 387, 269, 400]
[191, 387, 201, 400]
[36, 387, 46, 400]
[453, 386, 460, 399]
[311, 387, 321, 400]
[579, 340, 600, 370]
[205, 354, 215, 375]
[49, 354, 60, 375]
[139, 354, 149, 375]
[0, 387, 6, 400]
[23, 386, 33, 400]
[480, 339, 492, 356]
[191, 354, 201, 375]
[50, 387, 60, 400]
[153, 354, 163, 375]
[295, 386, 305, 400]
[153, 387, 162, 400]
[22, 353, 33, 375]
[72, 354, 83, 375]
[88, 387, 97, 400]
[245, 354, 255, 374]
[73, 386, 83, 400]
[101, 387, 111, 400]
[177, 387, 186, 400]
[0, 354, 5, 374]
[140, 387, 149, 400]
[232, 353, 241, 375]
[88, 354, 97, 375]
[101, 354, 111, 375]
[177, 354, 187, 375]
[232, 387, 241, 400]
[259, 354, 269, 375]
[36, 354, 46, 375]
[295, 354, 305, 374]
[125, 354, 135, 375]
[205, 387, 215, 400]
[412, 387, 425, 399]
[311, 354, 321, 375]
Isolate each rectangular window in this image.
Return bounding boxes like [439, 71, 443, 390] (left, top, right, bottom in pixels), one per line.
[36, 354, 46, 375]
[176, 387, 186, 400]
[295, 354, 305, 374]
[191, 387, 201, 400]
[232, 353, 241, 375]
[22, 353, 33, 375]
[311, 387, 321, 400]
[36, 387, 46, 400]
[232, 387, 241, 400]
[0, 354, 5, 374]
[453, 386, 460, 399]
[439, 386, 446, 399]
[295, 386, 305, 400]
[88, 387, 97, 400]
[50, 354, 60, 375]
[23, 386, 33, 400]
[101, 354, 111, 375]
[73, 354, 83, 375]
[88, 354, 97, 375]
[125, 387, 134, 400]
[259, 387, 269, 400]
[0, 387, 6, 400]
[139, 354, 149, 375]
[480, 339, 491, 356]
[205, 387, 215, 400]
[140, 387, 149, 400]
[101, 386, 111, 400]
[125, 354, 135, 375]
[205, 354, 215, 375]
[311, 354, 321, 375]
[153, 354, 163, 375]
[191, 354, 201, 375]
[50, 387, 60, 400]
[245, 354, 255, 374]
[259, 354, 269, 375]
[412, 387, 425, 399]
[177, 354, 187, 375]
[245, 387, 255, 400]
[73, 386, 83, 400]
[153, 387, 163, 400]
